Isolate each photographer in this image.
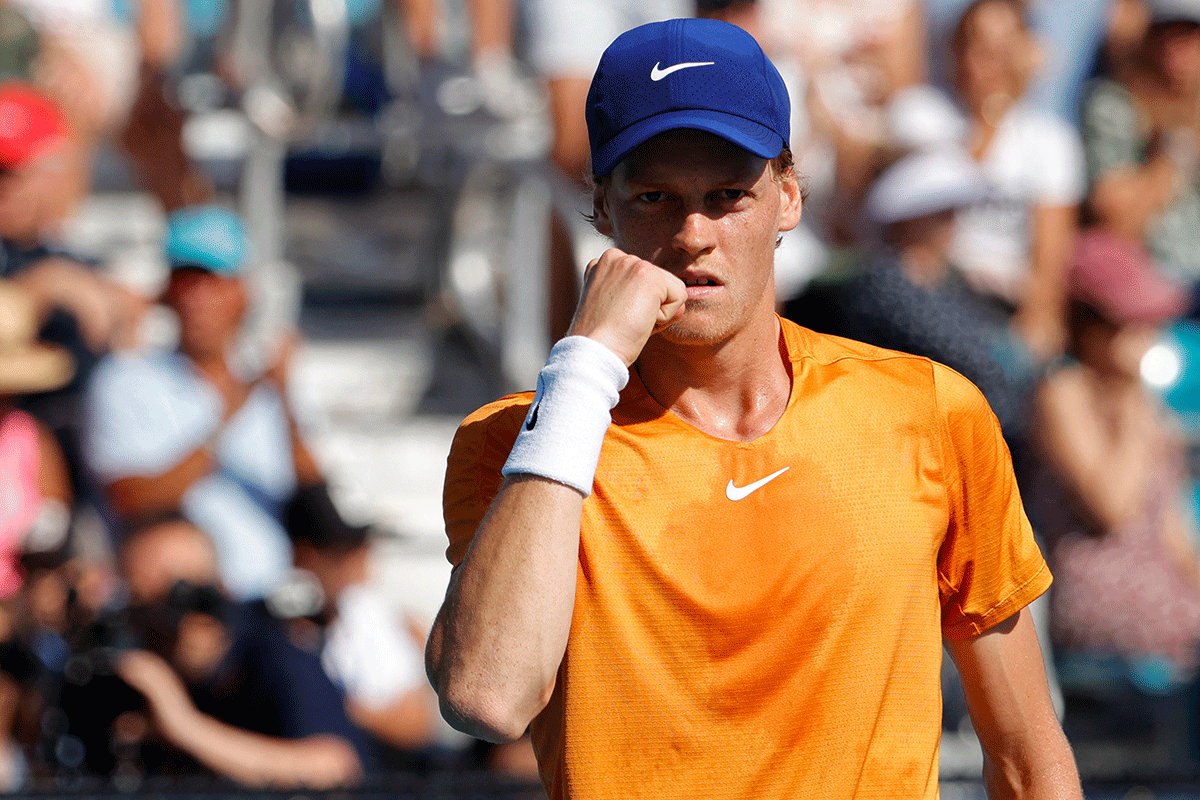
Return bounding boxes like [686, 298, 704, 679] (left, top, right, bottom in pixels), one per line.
[110, 514, 367, 787]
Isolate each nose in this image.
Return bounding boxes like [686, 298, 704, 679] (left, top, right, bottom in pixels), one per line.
[672, 209, 716, 258]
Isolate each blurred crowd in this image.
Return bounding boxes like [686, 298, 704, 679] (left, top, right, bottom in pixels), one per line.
[3, 0, 1200, 790]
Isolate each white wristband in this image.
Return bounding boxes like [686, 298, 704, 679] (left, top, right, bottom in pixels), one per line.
[501, 336, 630, 496]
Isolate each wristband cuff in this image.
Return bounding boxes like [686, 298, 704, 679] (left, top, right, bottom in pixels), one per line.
[501, 336, 629, 496]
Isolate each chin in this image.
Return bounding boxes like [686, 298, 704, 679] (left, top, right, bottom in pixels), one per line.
[656, 305, 740, 346]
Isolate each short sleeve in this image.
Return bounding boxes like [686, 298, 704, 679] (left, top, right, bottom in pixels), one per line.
[84, 354, 217, 481]
[1030, 111, 1086, 206]
[442, 395, 532, 568]
[934, 363, 1051, 639]
[321, 584, 425, 709]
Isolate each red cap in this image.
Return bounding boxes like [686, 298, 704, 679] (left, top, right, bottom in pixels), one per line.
[1070, 229, 1191, 326]
[0, 83, 69, 172]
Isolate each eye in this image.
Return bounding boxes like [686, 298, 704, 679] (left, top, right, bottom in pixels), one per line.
[718, 189, 747, 201]
[637, 191, 665, 203]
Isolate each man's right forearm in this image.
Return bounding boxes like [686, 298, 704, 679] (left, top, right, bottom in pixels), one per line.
[161, 705, 361, 788]
[426, 474, 585, 742]
[106, 445, 215, 517]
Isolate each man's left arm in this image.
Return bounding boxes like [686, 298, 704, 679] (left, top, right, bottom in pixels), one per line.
[946, 609, 1082, 800]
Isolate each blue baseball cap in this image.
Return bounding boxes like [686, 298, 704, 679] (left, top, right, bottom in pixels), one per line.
[585, 18, 790, 178]
[164, 205, 249, 275]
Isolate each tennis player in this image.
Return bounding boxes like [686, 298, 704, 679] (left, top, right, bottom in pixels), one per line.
[427, 18, 1082, 800]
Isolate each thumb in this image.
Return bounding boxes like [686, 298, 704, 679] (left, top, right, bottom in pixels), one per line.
[654, 273, 688, 331]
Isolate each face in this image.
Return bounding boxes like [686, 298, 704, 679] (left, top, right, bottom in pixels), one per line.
[163, 268, 247, 359]
[954, 1, 1034, 105]
[1076, 315, 1159, 379]
[592, 129, 801, 346]
[0, 136, 85, 243]
[1153, 22, 1200, 91]
[121, 520, 223, 606]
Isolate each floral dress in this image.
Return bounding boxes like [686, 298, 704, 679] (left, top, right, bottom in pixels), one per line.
[1037, 407, 1200, 674]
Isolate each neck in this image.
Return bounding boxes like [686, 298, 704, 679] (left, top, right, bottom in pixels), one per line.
[635, 313, 790, 441]
[970, 89, 1015, 128]
[185, 347, 240, 392]
[899, 245, 950, 287]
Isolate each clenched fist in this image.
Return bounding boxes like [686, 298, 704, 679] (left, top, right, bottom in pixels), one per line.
[568, 249, 687, 367]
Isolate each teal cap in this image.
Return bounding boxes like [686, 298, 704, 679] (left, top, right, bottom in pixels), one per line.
[164, 205, 249, 275]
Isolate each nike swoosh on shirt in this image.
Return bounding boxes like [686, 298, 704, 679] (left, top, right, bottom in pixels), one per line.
[726, 466, 790, 501]
[650, 61, 715, 81]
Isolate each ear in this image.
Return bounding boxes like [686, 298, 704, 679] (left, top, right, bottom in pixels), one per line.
[592, 181, 614, 237]
[777, 171, 802, 234]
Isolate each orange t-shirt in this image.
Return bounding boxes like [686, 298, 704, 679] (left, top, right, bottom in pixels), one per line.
[443, 319, 1050, 800]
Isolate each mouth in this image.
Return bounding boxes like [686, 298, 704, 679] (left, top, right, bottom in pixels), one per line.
[683, 276, 719, 287]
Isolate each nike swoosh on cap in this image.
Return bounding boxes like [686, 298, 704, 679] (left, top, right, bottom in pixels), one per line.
[650, 61, 715, 81]
[726, 466, 790, 501]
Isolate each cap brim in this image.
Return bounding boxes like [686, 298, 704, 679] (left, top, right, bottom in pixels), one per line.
[168, 261, 241, 277]
[871, 183, 988, 224]
[591, 109, 784, 177]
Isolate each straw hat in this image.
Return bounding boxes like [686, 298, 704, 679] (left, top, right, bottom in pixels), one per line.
[0, 281, 73, 394]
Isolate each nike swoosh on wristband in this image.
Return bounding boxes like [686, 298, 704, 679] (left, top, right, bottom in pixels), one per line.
[726, 466, 790, 501]
[525, 375, 544, 431]
[650, 61, 715, 81]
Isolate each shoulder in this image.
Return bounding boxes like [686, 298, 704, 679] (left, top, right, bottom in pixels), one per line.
[929, 359, 998, 421]
[445, 394, 535, 498]
[449, 393, 535, 467]
[783, 317, 939, 383]
[999, 103, 1082, 160]
[783, 318, 997, 409]
[89, 350, 185, 395]
[1036, 361, 1091, 415]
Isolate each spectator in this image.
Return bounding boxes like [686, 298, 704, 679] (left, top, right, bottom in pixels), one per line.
[3, 0, 140, 139]
[0, 280, 73, 605]
[112, 514, 365, 786]
[0, 83, 144, 356]
[773, 0, 927, 221]
[0, 279, 105, 790]
[525, 0, 690, 184]
[119, 0, 218, 213]
[85, 205, 321, 600]
[283, 483, 435, 755]
[1033, 229, 1200, 686]
[833, 148, 1038, 442]
[392, 0, 538, 120]
[1082, 0, 1200, 293]
[946, 0, 1084, 360]
[926, 0, 1114, 127]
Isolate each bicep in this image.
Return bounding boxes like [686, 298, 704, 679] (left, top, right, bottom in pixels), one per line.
[945, 608, 1061, 756]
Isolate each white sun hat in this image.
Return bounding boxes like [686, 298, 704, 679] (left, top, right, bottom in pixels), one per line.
[865, 147, 989, 226]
